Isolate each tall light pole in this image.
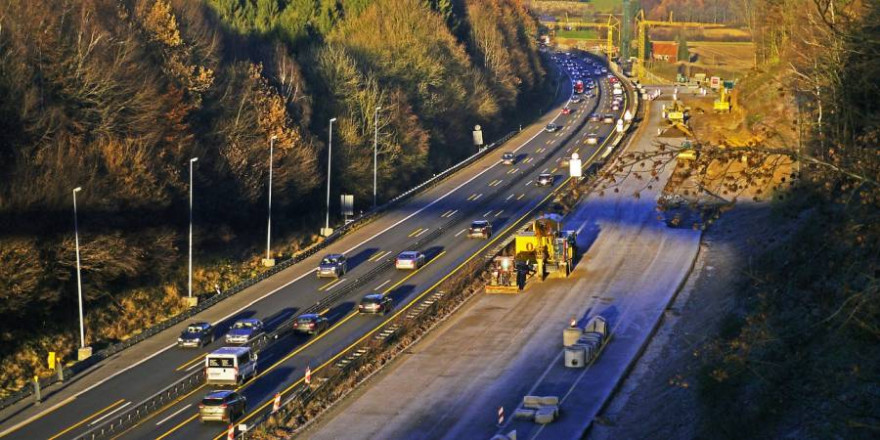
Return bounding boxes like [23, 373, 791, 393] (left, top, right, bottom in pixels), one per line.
[264, 135, 277, 266]
[72, 186, 85, 350]
[323, 118, 337, 236]
[373, 107, 381, 209]
[188, 157, 198, 302]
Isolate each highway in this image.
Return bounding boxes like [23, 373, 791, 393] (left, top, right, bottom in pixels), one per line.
[0, 53, 624, 440]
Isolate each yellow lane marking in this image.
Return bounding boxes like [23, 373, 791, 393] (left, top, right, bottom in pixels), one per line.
[552, 168, 558, 173]
[471, 193, 483, 201]
[154, 414, 198, 440]
[407, 228, 424, 238]
[175, 353, 205, 372]
[382, 251, 446, 295]
[0, 396, 77, 438]
[517, 193, 525, 200]
[47, 398, 125, 440]
[108, 384, 206, 440]
[318, 277, 342, 291]
[467, 193, 478, 201]
[318, 278, 344, 291]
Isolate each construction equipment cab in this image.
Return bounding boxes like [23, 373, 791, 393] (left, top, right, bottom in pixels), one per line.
[205, 346, 257, 386]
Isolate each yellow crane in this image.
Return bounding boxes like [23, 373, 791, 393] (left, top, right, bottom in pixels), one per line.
[635, 10, 725, 81]
[540, 16, 620, 59]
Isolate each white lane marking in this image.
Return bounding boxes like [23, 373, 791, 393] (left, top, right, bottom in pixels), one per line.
[155, 403, 192, 426]
[447, 209, 458, 217]
[375, 279, 391, 290]
[495, 210, 504, 217]
[441, 210, 453, 218]
[506, 194, 514, 201]
[413, 228, 429, 238]
[0, 396, 76, 437]
[88, 401, 132, 426]
[455, 229, 467, 237]
[483, 210, 493, 217]
[8, 76, 574, 431]
[526, 180, 533, 186]
[324, 278, 347, 291]
[185, 360, 203, 372]
[472, 193, 483, 201]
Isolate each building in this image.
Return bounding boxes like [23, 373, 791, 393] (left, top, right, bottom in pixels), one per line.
[652, 42, 678, 63]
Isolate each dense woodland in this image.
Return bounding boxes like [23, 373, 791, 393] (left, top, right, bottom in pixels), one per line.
[0, 0, 545, 392]
[694, 0, 880, 438]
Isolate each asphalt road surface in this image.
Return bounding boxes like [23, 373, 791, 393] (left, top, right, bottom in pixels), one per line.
[0, 53, 623, 440]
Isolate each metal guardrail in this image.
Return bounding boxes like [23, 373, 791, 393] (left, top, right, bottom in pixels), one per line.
[0, 128, 524, 413]
[76, 370, 206, 440]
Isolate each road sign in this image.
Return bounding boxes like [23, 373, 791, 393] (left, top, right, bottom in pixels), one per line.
[472, 125, 484, 148]
[569, 153, 582, 178]
[340, 194, 354, 217]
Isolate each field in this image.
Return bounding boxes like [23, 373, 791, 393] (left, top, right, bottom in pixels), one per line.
[528, 0, 619, 16]
[556, 29, 599, 39]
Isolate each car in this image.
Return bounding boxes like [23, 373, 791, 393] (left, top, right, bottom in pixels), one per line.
[467, 220, 492, 239]
[561, 107, 571, 115]
[611, 103, 621, 111]
[225, 318, 264, 344]
[602, 114, 615, 124]
[293, 314, 329, 335]
[501, 152, 516, 165]
[570, 96, 581, 104]
[178, 322, 214, 348]
[395, 251, 426, 269]
[559, 156, 571, 167]
[544, 123, 560, 133]
[358, 294, 393, 314]
[316, 253, 347, 278]
[583, 91, 595, 98]
[589, 113, 600, 122]
[536, 173, 554, 186]
[586, 133, 601, 145]
[199, 390, 247, 423]
[608, 75, 618, 83]
[601, 67, 608, 73]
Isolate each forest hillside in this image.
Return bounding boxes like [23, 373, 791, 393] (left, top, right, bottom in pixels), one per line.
[0, 0, 546, 393]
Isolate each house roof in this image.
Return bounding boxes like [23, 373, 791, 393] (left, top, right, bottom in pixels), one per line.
[653, 42, 678, 57]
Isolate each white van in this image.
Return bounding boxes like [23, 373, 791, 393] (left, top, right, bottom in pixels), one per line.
[205, 346, 257, 386]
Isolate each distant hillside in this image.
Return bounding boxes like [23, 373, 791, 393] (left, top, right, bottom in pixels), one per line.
[0, 0, 545, 393]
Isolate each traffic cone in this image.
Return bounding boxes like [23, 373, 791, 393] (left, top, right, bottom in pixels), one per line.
[304, 365, 311, 385]
[227, 424, 234, 440]
[272, 392, 281, 413]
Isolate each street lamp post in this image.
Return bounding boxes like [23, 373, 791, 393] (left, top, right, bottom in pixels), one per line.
[322, 118, 337, 237]
[373, 107, 381, 209]
[72, 186, 90, 359]
[263, 135, 277, 267]
[187, 157, 198, 306]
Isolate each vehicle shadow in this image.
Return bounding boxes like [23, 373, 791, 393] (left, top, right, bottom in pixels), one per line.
[262, 307, 298, 332]
[325, 301, 356, 322]
[346, 247, 378, 271]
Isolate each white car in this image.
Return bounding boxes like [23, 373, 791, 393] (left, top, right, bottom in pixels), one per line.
[395, 251, 426, 270]
[545, 123, 560, 133]
[586, 133, 601, 145]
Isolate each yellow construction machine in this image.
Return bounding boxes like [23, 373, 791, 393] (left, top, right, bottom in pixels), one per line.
[485, 214, 578, 294]
[713, 80, 735, 113]
[514, 214, 577, 280]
